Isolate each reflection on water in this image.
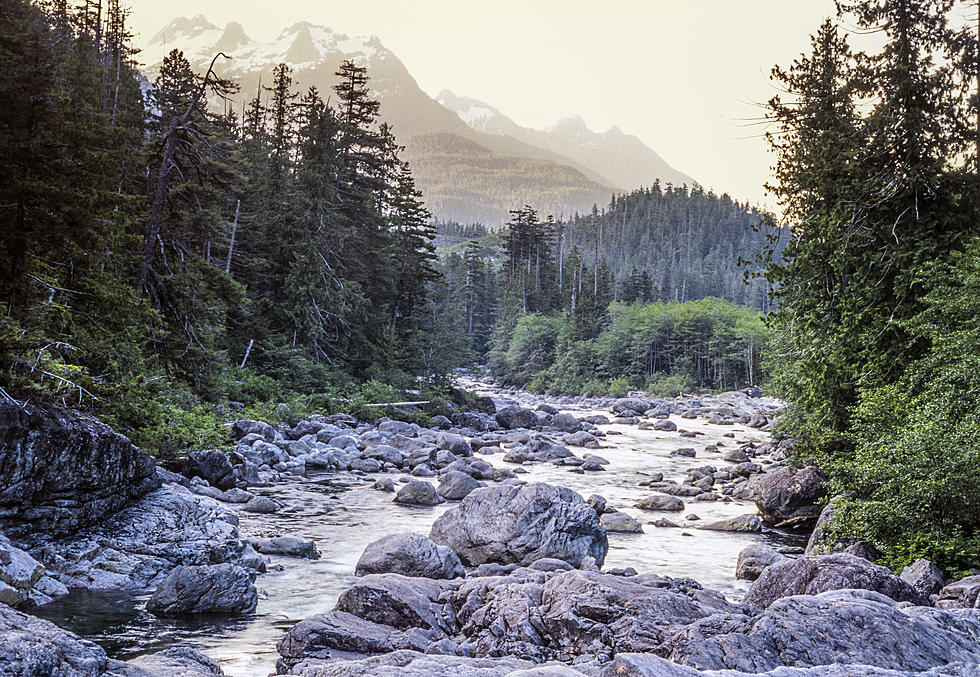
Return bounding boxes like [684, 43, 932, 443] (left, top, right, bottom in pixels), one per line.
[39, 399, 791, 677]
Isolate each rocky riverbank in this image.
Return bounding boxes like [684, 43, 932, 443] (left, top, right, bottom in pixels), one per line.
[1, 383, 979, 676]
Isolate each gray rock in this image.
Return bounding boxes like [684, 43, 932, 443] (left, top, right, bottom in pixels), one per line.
[752, 465, 826, 526]
[735, 544, 788, 581]
[430, 482, 608, 567]
[600, 511, 644, 533]
[900, 559, 946, 600]
[183, 450, 236, 490]
[653, 419, 678, 432]
[668, 589, 980, 673]
[936, 575, 980, 609]
[219, 488, 253, 504]
[146, 564, 256, 615]
[394, 480, 444, 506]
[437, 470, 480, 500]
[276, 649, 538, 676]
[374, 477, 396, 492]
[551, 413, 581, 433]
[634, 494, 685, 511]
[495, 407, 539, 430]
[35, 485, 246, 592]
[804, 500, 836, 555]
[250, 536, 320, 559]
[599, 653, 699, 676]
[564, 431, 600, 448]
[612, 398, 653, 416]
[503, 439, 574, 463]
[0, 401, 160, 540]
[746, 553, 926, 608]
[121, 646, 226, 675]
[0, 600, 111, 674]
[722, 449, 750, 463]
[355, 533, 463, 580]
[242, 496, 278, 513]
[697, 514, 762, 533]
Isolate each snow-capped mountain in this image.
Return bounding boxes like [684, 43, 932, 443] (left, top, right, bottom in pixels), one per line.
[139, 16, 693, 225]
[437, 90, 695, 191]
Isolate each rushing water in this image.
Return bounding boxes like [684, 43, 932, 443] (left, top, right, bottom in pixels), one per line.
[36, 393, 804, 677]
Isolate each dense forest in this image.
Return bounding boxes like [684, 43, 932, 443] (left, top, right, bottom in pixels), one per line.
[0, 0, 454, 457]
[763, 1, 980, 571]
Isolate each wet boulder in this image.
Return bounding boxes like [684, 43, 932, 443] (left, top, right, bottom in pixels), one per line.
[242, 496, 278, 513]
[752, 465, 826, 526]
[735, 544, 788, 581]
[430, 482, 608, 567]
[436, 471, 480, 501]
[634, 494, 684, 512]
[250, 536, 320, 559]
[146, 563, 257, 615]
[600, 511, 643, 533]
[394, 480, 444, 506]
[698, 514, 762, 533]
[550, 413, 581, 433]
[495, 406, 539, 430]
[746, 553, 926, 608]
[355, 534, 463, 580]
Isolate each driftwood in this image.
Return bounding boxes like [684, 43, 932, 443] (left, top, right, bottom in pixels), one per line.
[361, 401, 430, 408]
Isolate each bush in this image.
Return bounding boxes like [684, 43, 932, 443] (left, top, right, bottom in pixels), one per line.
[645, 374, 693, 397]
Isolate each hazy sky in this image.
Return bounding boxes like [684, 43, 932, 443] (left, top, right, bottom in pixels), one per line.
[128, 1, 854, 207]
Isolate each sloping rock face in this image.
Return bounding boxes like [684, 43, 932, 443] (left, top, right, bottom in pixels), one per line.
[745, 554, 925, 608]
[33, 484, 248, 591]
[146, 564, 257, 615]
[429, 483, 608, 567]
[666, 589, 980, 673]
[355, 533, 463, 580]
[0, 402, 160, 540]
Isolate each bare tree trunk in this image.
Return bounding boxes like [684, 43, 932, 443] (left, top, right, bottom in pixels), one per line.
[225, 199, 240, 273]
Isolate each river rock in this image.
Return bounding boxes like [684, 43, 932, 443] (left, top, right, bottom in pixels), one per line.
[899, 559, 946, 600]
[146, 563, 257, 615]
[183, 450, 236, 490]
[550, 413, 581, 433]
[355, 533, 463, 580]
[746, 553, 926, 608]
[667, 589, 980, 673]
[752, 465, 826, 526]
[250, 536, 320, 559]
[495, 407, 539, 430]
[564, 431, 600, 448]
[634, 494, 684, 511]
[122, 646, 226, 675]
[697, 514, 762, 533]
[653, 419, 678, 432]
[429, 482, 608, 567]
[0, 401, 160, 540]
[503, 439, 574, 463]
[230, 419, 276, 441]
[437, 470, 480, 500]
[936, 574, 980, 609]
[242, 496, 278, 513]
[278, 649, 540, 676]
[600, 511, 643, 533]
[394, 480, 444, 506]
[612, 398, 652, 416]
[735, 544, 788, 581]
[35, 485, 247, 591]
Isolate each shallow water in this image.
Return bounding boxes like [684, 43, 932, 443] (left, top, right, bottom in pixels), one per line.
[37, 396, 803, 677]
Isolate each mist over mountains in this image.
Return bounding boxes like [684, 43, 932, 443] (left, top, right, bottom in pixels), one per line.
[141, 16, 695, 225]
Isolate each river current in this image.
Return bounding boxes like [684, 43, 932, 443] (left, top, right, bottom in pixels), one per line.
[37, 389, 802, 676]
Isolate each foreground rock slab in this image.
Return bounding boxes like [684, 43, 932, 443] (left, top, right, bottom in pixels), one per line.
[746, 553, 925, 608]
[429, 482, 608, 567]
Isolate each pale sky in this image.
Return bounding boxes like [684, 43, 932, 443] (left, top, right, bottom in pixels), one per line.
[128, 1, 853, 208]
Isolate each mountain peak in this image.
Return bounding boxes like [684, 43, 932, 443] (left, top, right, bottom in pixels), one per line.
[149, 15, 218, 46]
[215, 21, 250, 53]
[284, 22, 321, 64]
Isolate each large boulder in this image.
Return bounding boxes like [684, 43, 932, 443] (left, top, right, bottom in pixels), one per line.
[936, 575, 980, 609]
[429, 483, 608, 567]
[752, 465, 826, 526]
[437, 471, 480, 500]
[394, 480, 444, 506]
[355, 534, 463, 580]
[250, 536, 320, 560]
[495, 407, 539, 430]
[182, 450, 236, 491]
[34, 484, 248, 592]
[900, 559, 946, 600]
[0, 401, 160, 539]
[122, 646, 226, 676]
[503, 439, 573, 463]
[746, 553, 926, 608]
[550, 413, 581, 433]
[611, 398, 652, 416]
[667, 589, 980, 673]
[146, 563, 257, 615]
